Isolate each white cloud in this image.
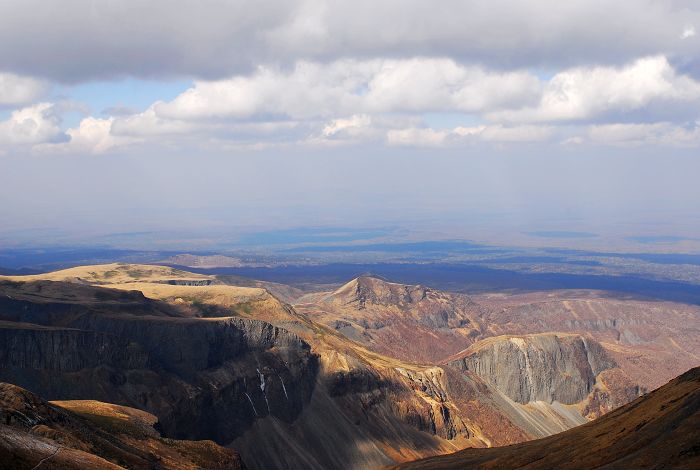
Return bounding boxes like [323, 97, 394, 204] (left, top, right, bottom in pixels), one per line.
[0, 73, 48, 105]
[111, 107, 199, 137]
[44, 117, 139, 154]
[682, 26, 696, 39]
[322, 114, 372, 137]
[0, 103, 64, 145]
[490, 56, 700, 123]
[362, 59, 540, 113]
[153, 59, 540, 122]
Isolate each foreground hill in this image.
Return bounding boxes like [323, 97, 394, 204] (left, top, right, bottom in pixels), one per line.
[393, 366, 700, 469]
[0, 382, 244, 469]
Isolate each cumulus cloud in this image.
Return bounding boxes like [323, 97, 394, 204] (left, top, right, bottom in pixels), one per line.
[40, 117, 139, 155]
[153, 59, 540, 121]
[0, 1, 698, 82]
[322, 114, 373, 138]
[489, 56, 700, 123]
[0, 103, 65, 145]
[17, 54, 693, 153]
[0, 73, 48, 106]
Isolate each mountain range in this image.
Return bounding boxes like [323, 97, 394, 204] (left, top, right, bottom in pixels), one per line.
[0, 263, 698, 468]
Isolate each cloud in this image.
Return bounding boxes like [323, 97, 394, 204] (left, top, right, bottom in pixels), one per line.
[152, 59, 541, 121]
[0, 73, 48, 106]
[322, 114, 373, 138]
[1, 1, 698, 82]
[41, 117, 139, 154]
[23, 54, 698, 153]
[489, 56, 700, 123]
[588, 122, 700, 146]
[0, 103, 65, 145]
[387, 124, 553, 147]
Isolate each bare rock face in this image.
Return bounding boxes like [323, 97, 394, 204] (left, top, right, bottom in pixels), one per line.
[449, 334, 616, 404]
[0, 281, 319, 446]
[391, 367, 471, 440]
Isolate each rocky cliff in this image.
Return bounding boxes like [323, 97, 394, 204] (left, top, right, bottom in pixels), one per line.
[0, 280, 319, 445]
[448, 333, 616, 404]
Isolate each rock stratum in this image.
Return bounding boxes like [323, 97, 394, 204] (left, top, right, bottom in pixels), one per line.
[0, 264, 697, 469]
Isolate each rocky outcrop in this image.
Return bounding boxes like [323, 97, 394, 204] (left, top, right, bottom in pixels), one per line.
[0, 382, 244, 469]
[392, 367, 471, 440]
[337, 276, 431, 310]
[299, 276, 482, 363]
[449, 334, 616, 404]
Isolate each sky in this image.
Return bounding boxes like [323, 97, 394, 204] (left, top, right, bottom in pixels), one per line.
[1, 1, 700, 250]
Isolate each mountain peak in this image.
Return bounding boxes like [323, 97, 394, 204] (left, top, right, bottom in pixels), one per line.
[330, 275, 430, 309]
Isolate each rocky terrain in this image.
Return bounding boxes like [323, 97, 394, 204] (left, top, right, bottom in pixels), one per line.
[0, 264, 697, 468]
[393, 366, 700, 470]
[474, 290, 700, 390]
[295, 275, 484, 363]
[0, 382, 244, 469]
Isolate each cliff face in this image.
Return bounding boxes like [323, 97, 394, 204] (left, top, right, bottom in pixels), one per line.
[0, 325, 151, 372]
[0, 281, 319, 445]
[449, 334, 616, 404]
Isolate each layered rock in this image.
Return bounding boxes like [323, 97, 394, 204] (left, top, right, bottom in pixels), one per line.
[448, 333, 615, 404]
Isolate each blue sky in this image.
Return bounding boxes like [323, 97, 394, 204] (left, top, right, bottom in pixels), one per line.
[0, 1, 699, 251]
[52, 79, 192, 128]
